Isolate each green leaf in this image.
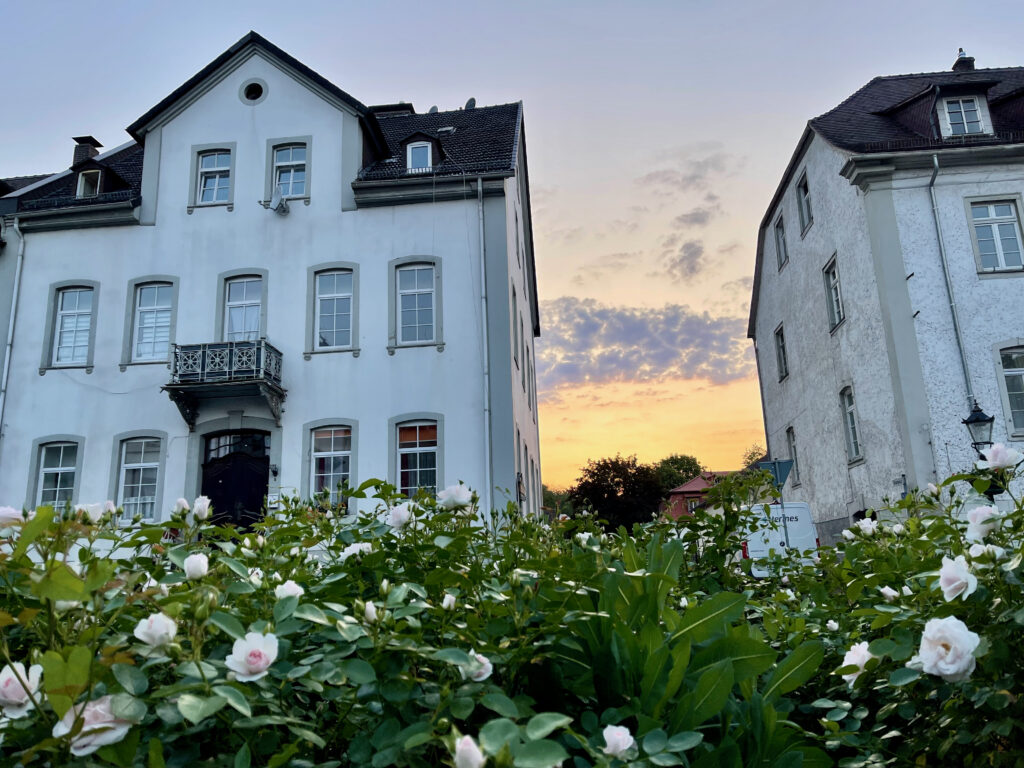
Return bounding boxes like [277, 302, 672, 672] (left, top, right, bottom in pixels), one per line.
[762, 640, 824, 701]
[148, 738, 166, 768]
[514, 739, 570, 767]
[110, 693, 147, 722]
[234, 744, 251, 768]
[289, 725, 327, 748]
[13, 505, 53, 559]
[41, 645, 91, 718]
[670, 592, 745, 644]
[113, 663, 149, 695]
[176, 660, 219, 681]
[274, 595, 299, 623]
[213, 685, 253, 716]
[480, 718, 520, 755]
[666, 731, 703, 751]
[690, 636, 777, 682]
[888, 667, 921, 687]
[433, 648, 471, 666]
[525, 713, 572, 740]
[450, 697, 475, 719]
[482, 692, 519, 719]
[339, 658, 376, 684]
[294, 603, 330, 625]
[219, 555, 250, 579]
[685, 660, 734, 728]
[643, 729, 668, 754]
[433, 535, 454, 549]
[33, 561, 87, 603]
[177, 693, 228, 725]
[209, 611, 247, 640]
[96, 727, 139, 767]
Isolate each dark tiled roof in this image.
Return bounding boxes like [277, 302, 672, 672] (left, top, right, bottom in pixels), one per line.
[13, 143, 143, 212]
[0, 174, 53, 195]
[811, 66, 1024, 153]
[359, 102, 521, 180]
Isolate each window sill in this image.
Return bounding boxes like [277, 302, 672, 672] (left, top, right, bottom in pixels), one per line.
[40, 364, 93, 375]
[303, 347, 361, 360]
[800, 221, 813, 239]
[829, 317, 847, 336]
[119, 359, 170, 372]
[977, 266, 1024, 278]
[790, 481, 802, 489]
[777, 259, 788, 272]
[260, 197, 311, 208]
[847, 456, 865, 468]
[387, 341, 445, 355]
[778, 373, 789, 383]
[187, 202, 234, 214]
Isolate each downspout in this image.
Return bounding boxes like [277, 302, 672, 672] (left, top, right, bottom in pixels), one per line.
[928, 154, 974, 405]
[477, 177, 493, 517]
[0, 218, 26, 455]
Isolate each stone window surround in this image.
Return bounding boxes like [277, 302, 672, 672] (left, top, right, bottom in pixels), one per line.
[26, 433, 86, 509]
[387, 256, 444, 355]
[796, 171, 813, 236]
[304, 261, 360, 359]
[785, 425, 800, 487]
[300, 417, 360, 500]
[822, 254, 846, 333]
[40, 280, 100, 375]
[840, 384, 864, 464]
[119, 275, 180, 371]
[938, 95, 993, 139]
[774, 323, 789, 382]
[187, 141, 237, 214]
[388, 412, 444, 494]
[963, 194, 1024, 275]
[106, 429, 169, 520]
[993, 338, 1024, 441]
[215, 268, 269, 342]
[774, 215, 788, 270]
[263, 136, 312, 206]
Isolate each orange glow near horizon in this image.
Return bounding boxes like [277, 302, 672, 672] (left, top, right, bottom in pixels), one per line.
[538, 375, 765, 490]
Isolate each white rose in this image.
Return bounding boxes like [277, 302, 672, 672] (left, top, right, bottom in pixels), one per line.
[0, 506, 23, 525]
[256, 535, 266, 548]
[855, 518, 878, 536]
[966, 505, 1000, 542]
[841, 529, 855, 541]
[826, 620, 839, 632]
[274, 580, 304, 600]
[103, 501, 117, 516]
[907, 616, 980, 682]
[602, 724, 635, 759]
[879, 586, 899, 602]
[938, 555, 977, 602]
[437, 484, 473, 510]
[575, 532, 592, 546]
[968, 543, 1005, 568]
[387, 503, 414, 530]
[77, 503, 104, 524]
[193, 496, 211, 521]
[781, 588, 796, 602]
[340, 542, 372, 562]
[976, 443, 1022, 471]
[249, 568, 264, 587]
[902, 585, 913, 596]
[183, 553, 208, 580]
[442, 593, 456, 610]
[890, 524, 905, 535]
[133, 613, 177, 648]
[840, 641, 874, 688]
[364, 601, 378, 624]
[174, 498, 190, 514]
[679, 597, 689, 609]
[926, 483, 939, 496]
[224, 632, 279, 682]
[454, 735, 486, 768]
[460, 650, 493, 682]
[52, 696, 132, 756]
[0, 662, 43, 718]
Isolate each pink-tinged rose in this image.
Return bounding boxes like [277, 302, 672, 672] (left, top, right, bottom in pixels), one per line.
[442, 593, 456, 610]
[437, 484, 473, 510]
[966, 505, 999, 542]
[133, 612, 177, 648]
[454, 735, 486, 768]
[51, 695, 132, 756]
[364, 601, 378, 623]
[907, 616, 980, 682]
[387, 503, 414, 530]
[938, 555, 977, 602]
[193, 496, 211, 521]
[183, 553, 208, 580]
[460, 650, 493, 682]
[602, 724, 635, 758]
[225, 632, 279, 682]
[0, 662, 42, 718]
[274, 580, 304, 600]
[840, 641, 874, 687]
[174, 498, 190, 514]
[976, 443, 1022, 471]
[0, 506, 24, 525]
[879, 586, 899, 602]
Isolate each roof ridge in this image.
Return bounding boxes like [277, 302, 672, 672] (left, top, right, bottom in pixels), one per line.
[874, 65, 1024, 81]
[372, 101, 520, 119]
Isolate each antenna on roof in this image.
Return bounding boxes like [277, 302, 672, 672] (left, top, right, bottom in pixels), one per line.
[428, 105, 438, 113]
[465, 97, 476, 110]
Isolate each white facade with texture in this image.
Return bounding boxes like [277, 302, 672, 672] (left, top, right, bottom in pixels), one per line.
[0, 33, 542, 523]
[749, 53, 1024, 541]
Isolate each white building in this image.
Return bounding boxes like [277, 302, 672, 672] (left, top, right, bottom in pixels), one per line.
[0, 32, 542, 522]
[749, 52, 1024, 541]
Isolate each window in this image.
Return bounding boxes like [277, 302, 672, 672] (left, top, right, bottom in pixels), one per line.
[823, 257, 845, 330]
[520, 315, 526, 390]
[132, 283, 173, 361]
[398, 265, 434, 343]
[999, 347, 1024, 435]
[38, 442, 78, 507]
[397, 421, 437, 497]
[945, 97, 985, 136]
[841, 387, 862, 461]
[796, 173, 813, 232]
[512, 287, 520, 367]
[407, 142, 432, 173]
[311, 427, 352, 504]
[118, 438, 160, 521]
[774, 324, 789, 381]
[224, 277, 263, 342]
[315, 271, 353, 349]
[774, 217, 788, 269]
[53, 288, 93, 366]
[273, 144, 306, 198]
[76, 170, 100, 198]
[197, 151, 231, 204]
[786, 427, 800, 485]
[970, 201, 1023, 271]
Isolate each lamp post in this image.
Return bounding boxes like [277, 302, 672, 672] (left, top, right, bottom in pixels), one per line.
[962, 399, 997, 500]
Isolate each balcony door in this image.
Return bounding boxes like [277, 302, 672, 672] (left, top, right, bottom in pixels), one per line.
[201, 430, 269, 528]
[224, 277, 262, 342]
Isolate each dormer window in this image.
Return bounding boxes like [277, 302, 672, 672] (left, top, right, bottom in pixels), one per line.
[407, 142, 432, 174]
[76, 170, 100, 198]
[940, 96, 991, 138]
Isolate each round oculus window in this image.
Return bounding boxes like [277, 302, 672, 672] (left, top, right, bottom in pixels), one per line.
[238, 78, 268, 105]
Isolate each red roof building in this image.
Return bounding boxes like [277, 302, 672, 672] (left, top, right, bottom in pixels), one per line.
[664, 471, 734, 519]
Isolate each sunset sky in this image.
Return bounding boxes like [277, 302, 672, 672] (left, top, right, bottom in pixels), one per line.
[4, 1, 1024, 488]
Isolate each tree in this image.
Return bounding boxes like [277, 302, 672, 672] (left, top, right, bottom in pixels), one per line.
[740, 443, 767, 470]
[654, 453, 704, 495]
[542, 485, 573, 516]
[567, 454, 663, 529]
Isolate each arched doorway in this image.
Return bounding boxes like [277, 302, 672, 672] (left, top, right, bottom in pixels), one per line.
[200, 430, 269, 528]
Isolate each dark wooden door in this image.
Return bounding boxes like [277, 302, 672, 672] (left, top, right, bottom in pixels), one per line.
[201, 433, 269, 528]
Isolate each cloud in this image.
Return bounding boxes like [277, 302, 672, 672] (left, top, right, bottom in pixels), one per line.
[572, 251, 642, 286]
[721, 276, 754, 294]
[662, 240, 706, 281]
[542, 225, 584, 245]
[718, 241, 743, 255]
[635, 151, 733, 195]
[672, 207, 717, 228]
[535, 297, 754, 394]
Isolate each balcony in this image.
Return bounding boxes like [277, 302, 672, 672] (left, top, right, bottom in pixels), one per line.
[162, 340, 286, 430]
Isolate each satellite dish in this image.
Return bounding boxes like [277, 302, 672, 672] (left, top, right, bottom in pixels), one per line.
[428, 105, 438, 113]
[465, 97, 476, 110]
[269, 189, 289, 216]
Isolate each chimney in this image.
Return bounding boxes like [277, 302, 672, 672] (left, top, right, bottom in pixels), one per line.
[71, 135, 102, 166]
[952, 48, 975, 72]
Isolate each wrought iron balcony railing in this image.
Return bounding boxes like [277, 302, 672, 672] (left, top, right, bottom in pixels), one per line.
[170, 340, 283, 386]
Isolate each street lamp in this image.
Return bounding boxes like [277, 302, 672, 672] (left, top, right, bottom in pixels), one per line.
[962, 400, 995, 455]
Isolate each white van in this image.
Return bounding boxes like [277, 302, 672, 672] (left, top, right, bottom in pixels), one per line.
[742, 502, 818, 577]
